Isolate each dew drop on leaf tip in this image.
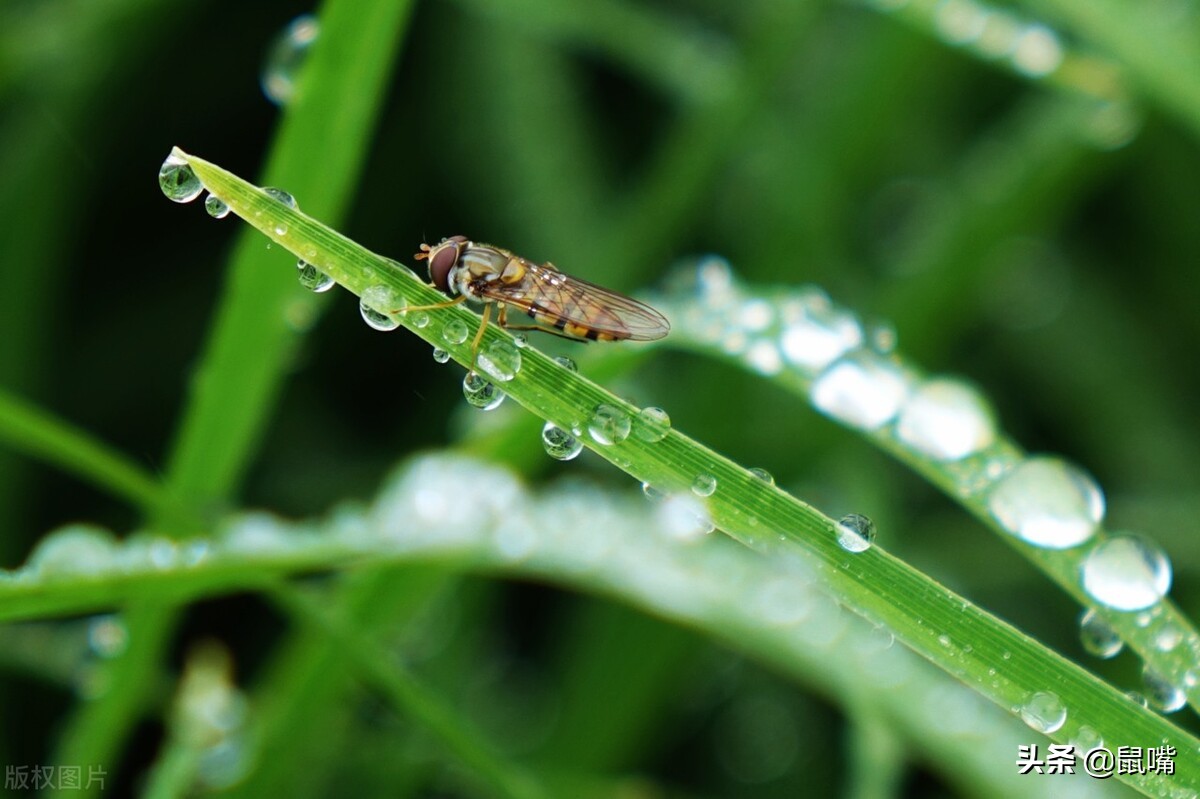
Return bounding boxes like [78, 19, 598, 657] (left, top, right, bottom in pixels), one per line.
[158, 153, 203, 203]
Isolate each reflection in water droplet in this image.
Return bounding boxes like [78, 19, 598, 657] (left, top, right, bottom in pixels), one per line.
[297, 261, 334, 293]
[987, 457, 1103, 548]
[588, 404, 631, 445]
[810, 351, 911, 430]
[1081, 535, 1171, 611]
[159, 153, 203, 203]
[262, 14, 319, 106]
[462, 372, 505, 410]
[205, 195, 230, 218]
[359, 286, 399, 331]
[1019, 691, 1066, 734]
[477, 340, 521, 382]
[1078, 608, 1123, 659]
[263, 186, 298, 208]
[633, 407, 670, 443]
[442, 318, 469, 345]
[836, 514, 876, 553]
[896, 378, 995, 461]
[691, 474, 717, 497]
[541, 422, 583, 461]
[432, 348, 450, 364]
[1142, 667, 1186, 713]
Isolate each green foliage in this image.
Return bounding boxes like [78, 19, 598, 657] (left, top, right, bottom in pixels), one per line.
[2, 0, 1200, 797]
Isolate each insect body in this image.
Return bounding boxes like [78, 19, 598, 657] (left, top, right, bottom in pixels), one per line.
[410, 236, 669, 368]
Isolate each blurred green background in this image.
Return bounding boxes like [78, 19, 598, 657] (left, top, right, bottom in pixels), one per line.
[2, 0, 1200, 795]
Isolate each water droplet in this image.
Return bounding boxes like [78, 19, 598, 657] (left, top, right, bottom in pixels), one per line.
[28, 526, 118, 578]
[749, 467, 775, 485]
[1081, 535, 1171, 611]
[1010, 24, 1063, 77]
[541, 422, 582, 461]
[411, 311, 430, 329]
[263, 186, 298, 208]
[159, 152, 203, 203]
[205, 195, 230, 219]
[745, 340, 783, 375]
[641, 481, 664, 500]
[88, 615, 129, 658]
[442, 318, 470, 345]
[477, 340, 521, 382]
[657, 494, 715, 541]
[512, 333, 528, 348]
[896, 378, 995, 461]
[779, 299, 863, 374]
[463, 372, 505, 410]
[359, 286, 399, 331]
[987, 457, 1104, 548]
[274, 223, 288, 236]
[1079, 608, 1123, 659]
[1154, 624, 1183, 652]
[1069, 726, 1103, 756]
[1019, 691, 1066, 734]
[811, 351, 911, 430]
[633, 407, 670, 442]
[935, 0, 987, 44]
[553, 355, 577, 372]
[297, 261, 334, 293]
[836, 513, 875, 553]
[261, 14, 319, 106]
[1143, 667, 1186, 713]
[691, 473, 717, 497]
[432, 347, 450, 364]
[588, 404, 631, 445]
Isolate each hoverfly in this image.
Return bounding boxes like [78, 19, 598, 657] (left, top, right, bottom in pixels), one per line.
[408, 236, 670, 369]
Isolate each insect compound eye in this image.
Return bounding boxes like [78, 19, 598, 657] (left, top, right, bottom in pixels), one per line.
[428, 240, 463, 293]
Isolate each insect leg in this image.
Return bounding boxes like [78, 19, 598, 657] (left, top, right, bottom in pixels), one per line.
[468, 302, 493, 374]
[393, 294, 468, 313]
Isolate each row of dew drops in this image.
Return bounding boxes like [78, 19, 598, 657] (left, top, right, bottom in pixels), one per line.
[161, 154, 1189, 718]
[662, 255, 1192, 718]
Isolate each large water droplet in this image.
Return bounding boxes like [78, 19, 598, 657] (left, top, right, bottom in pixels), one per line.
[463, 372, 505, 410]
[691, 473, 717, 497]
[633, 407, 671, 443]
[263, 186, 297, 209]
[159, 153, 203, 203]
[442, 318, 470, 345]
[588, 404, 631, 445]
[1019, 691, 1066, 734]
[542, 422, 583, 461]
[205, 195, 231, 219]
[297, 261, 334, 293]
[1078, 608, 1123, 659]
[359, 285, 399, 331]
[896, 378, 995, 461]
[811, 351, 911, 430]
[1142, 667, 1186, 713]
[261, 14, 319, 106]
[986, 457, 1103, 548]
[28, 526, 118, 578]
[836, 514, 876, 553]
[477, 340, 521, 382]
[1081, 535, 1171, 611]
[779, 298, 863, 374]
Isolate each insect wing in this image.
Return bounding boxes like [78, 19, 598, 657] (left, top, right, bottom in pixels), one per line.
[478, 261, 670, 341]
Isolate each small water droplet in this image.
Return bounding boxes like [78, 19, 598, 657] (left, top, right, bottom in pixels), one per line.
[205, 195, 230, 218]
[88, 615, 129, 658]
[274, 223, 288, 236]
[297, 261, 334, 293]
[28, 526, 118, 578]
[410, 311, 430, 328]
[553, 355, 577, 372]
[1020, 691, 1066, 734]
[749, 467, 775, 485]
[836, 513, 876, 553]
[477, 340, 521, 382]
[513, 333, 529, 348]
[588, 404, 631, 445]
[811, 351, 911, 430]
[359, 286, 399, 331]
[779, 299, 863, 374]
[633, 406, 670, 443]
[442, 318, 470, 345]
[641, 482, 664, 500]
[159, 152, 203, 203]
[1010, 23, 1063, 77]
[541, 422, 583, 461]
[657, 494, 715, 541]
[1079, 608, 1123, 659]
[1069, 726, 1103, 756]
[463, 372, 505, 410]
[263, 186, 298, 208]
[987, 457, 1104, 548]
[1081, 535, 1171, 611]
[691, 473, 717, 497]
[261, 14, 319, 106]
[896, 378, 995, 461]
[432, 347, 450, 364]
[1143, 667, 1186, 713]
[1154, 624, 1183, 652]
